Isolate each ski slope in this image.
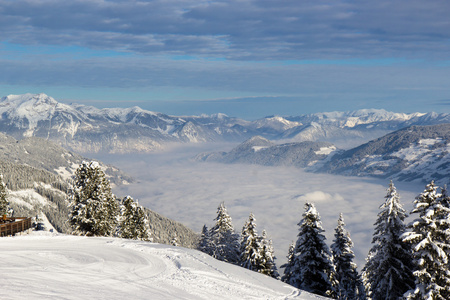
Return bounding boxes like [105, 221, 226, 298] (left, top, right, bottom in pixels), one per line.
[0, 232, 326, 299]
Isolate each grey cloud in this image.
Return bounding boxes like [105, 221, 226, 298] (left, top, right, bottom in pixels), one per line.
[1, 0, 450, 60]
[1, 56, 450, 109]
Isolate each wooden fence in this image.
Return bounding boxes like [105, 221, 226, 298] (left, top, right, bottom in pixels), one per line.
[0, 217, 32, 237]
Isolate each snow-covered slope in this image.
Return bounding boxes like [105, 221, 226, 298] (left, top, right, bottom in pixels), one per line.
[2, 93, 450, 153]
[0, 233, 325, 299]
[196, 124, 450, 185]
[196, 136, 335, 168]
[318, 124, 450, 185]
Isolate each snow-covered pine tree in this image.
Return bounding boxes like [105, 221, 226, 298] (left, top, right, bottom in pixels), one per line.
[331, 213, 361, 300]
[240, 213, 261, 271]
[69, 161, 119, 237]
[120, 196, 152, 241]
[403, 181, 450, 300]
[0, 174, 9, 216]
[258, 229, 279, 279]
[440, 185, 450, 208]
[209, 202, 240, 264]
[281, 242, 295, 283]
[363, 180, 413, 300]
[282, 202, 335, 298]
[198, 224, 214, 255]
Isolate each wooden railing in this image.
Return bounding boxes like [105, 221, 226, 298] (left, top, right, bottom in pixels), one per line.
[0, 217, 32, 237]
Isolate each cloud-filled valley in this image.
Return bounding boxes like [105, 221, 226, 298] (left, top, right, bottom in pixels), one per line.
[100, 144, 423, 269]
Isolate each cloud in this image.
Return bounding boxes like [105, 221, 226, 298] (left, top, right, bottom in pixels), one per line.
[297, 191, 344, 203]
[1, 0, 450, 60]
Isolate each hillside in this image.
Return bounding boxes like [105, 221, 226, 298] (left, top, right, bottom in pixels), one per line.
[0, 132, 198, 248]
[196, 124, 450, 185]
[196, 136, 336, 168]
[0, 233, 326, 300]
[3, 159, 199, 248]
[318, 123, 450, 185]
[0, 131, 131, 184]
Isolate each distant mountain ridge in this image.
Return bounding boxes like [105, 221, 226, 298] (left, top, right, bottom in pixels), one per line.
[196, 136, 336, 168]
[2, 93, 450, 153]
[199, 124, 450, 185]
[317, 123, 450, 185]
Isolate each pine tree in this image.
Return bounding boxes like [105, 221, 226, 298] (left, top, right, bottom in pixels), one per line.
[282, 202, 335, 298]
[440, 185, 450, 208]
[258, 230, 279, 279]
[209, 202, 240, 264]
[120, 196, 152, 241]
[240, 213, 261, 271]
[331, 213, 361, 300]
[363, 180, 413, 300]
[69, 161, 119, 237]
[281, 242, 295, 283]
[0, 175, 9, 216]
[403, 181, 450, 300]
[198, 224, 214, 255]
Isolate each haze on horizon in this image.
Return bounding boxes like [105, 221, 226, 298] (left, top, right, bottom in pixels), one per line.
[1, 0, 450, 119]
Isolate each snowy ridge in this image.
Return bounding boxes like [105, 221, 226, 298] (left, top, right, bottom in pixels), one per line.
[319, 124, 450, 185]
[0, 233, 325, 299]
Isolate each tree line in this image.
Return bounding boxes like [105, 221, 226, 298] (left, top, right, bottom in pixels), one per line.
[196, 180, 450, 300]
[198, 203, 279, 278]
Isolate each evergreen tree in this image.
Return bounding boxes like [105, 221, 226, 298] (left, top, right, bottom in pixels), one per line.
[281, 242, 295, 284]
[120, 196, 152, 241]
[209, 202, 240, 264]
[258, 230, 279, 279]
[198, 224, 214, 255]
[403, 181, 450, 300]
[240, 213, 261, 271]
[282, 202, 335, 298]
[363, 180, 413, 300]
[0, 174, 9, 216]
[331, 213, 361, 300]
[69, 161, 119, 237]
[439, 185, 450, 208]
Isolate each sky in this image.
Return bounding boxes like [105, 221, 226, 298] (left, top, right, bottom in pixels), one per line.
[1, 0, 450, 119]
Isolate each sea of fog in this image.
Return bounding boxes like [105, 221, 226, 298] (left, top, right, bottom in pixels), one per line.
[93, 143, 425, 270]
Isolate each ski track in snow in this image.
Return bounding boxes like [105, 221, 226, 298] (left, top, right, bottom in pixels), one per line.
[0, 233, 325, 300]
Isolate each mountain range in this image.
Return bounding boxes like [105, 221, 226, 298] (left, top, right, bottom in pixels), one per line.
[2, 93, 450, 153]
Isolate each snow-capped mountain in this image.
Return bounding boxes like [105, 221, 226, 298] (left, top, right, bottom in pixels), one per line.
[0, 94, 255, 153]
[196, 136, 336, 168]
[2, 93, 450, 153]
[0, 233, 325, 299]
[318, 124, 450, 185]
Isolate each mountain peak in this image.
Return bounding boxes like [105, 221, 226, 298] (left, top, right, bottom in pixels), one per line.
[1, 93, 58, 105]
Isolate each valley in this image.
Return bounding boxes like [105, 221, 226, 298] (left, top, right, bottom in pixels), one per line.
[99, 146, 423, 270]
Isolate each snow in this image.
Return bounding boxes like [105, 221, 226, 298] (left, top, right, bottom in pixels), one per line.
[0, 233, 326, 299]
[9, 189, 49, 208]
[314, 146, 337, 155]
[252, 146, 269, 152]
